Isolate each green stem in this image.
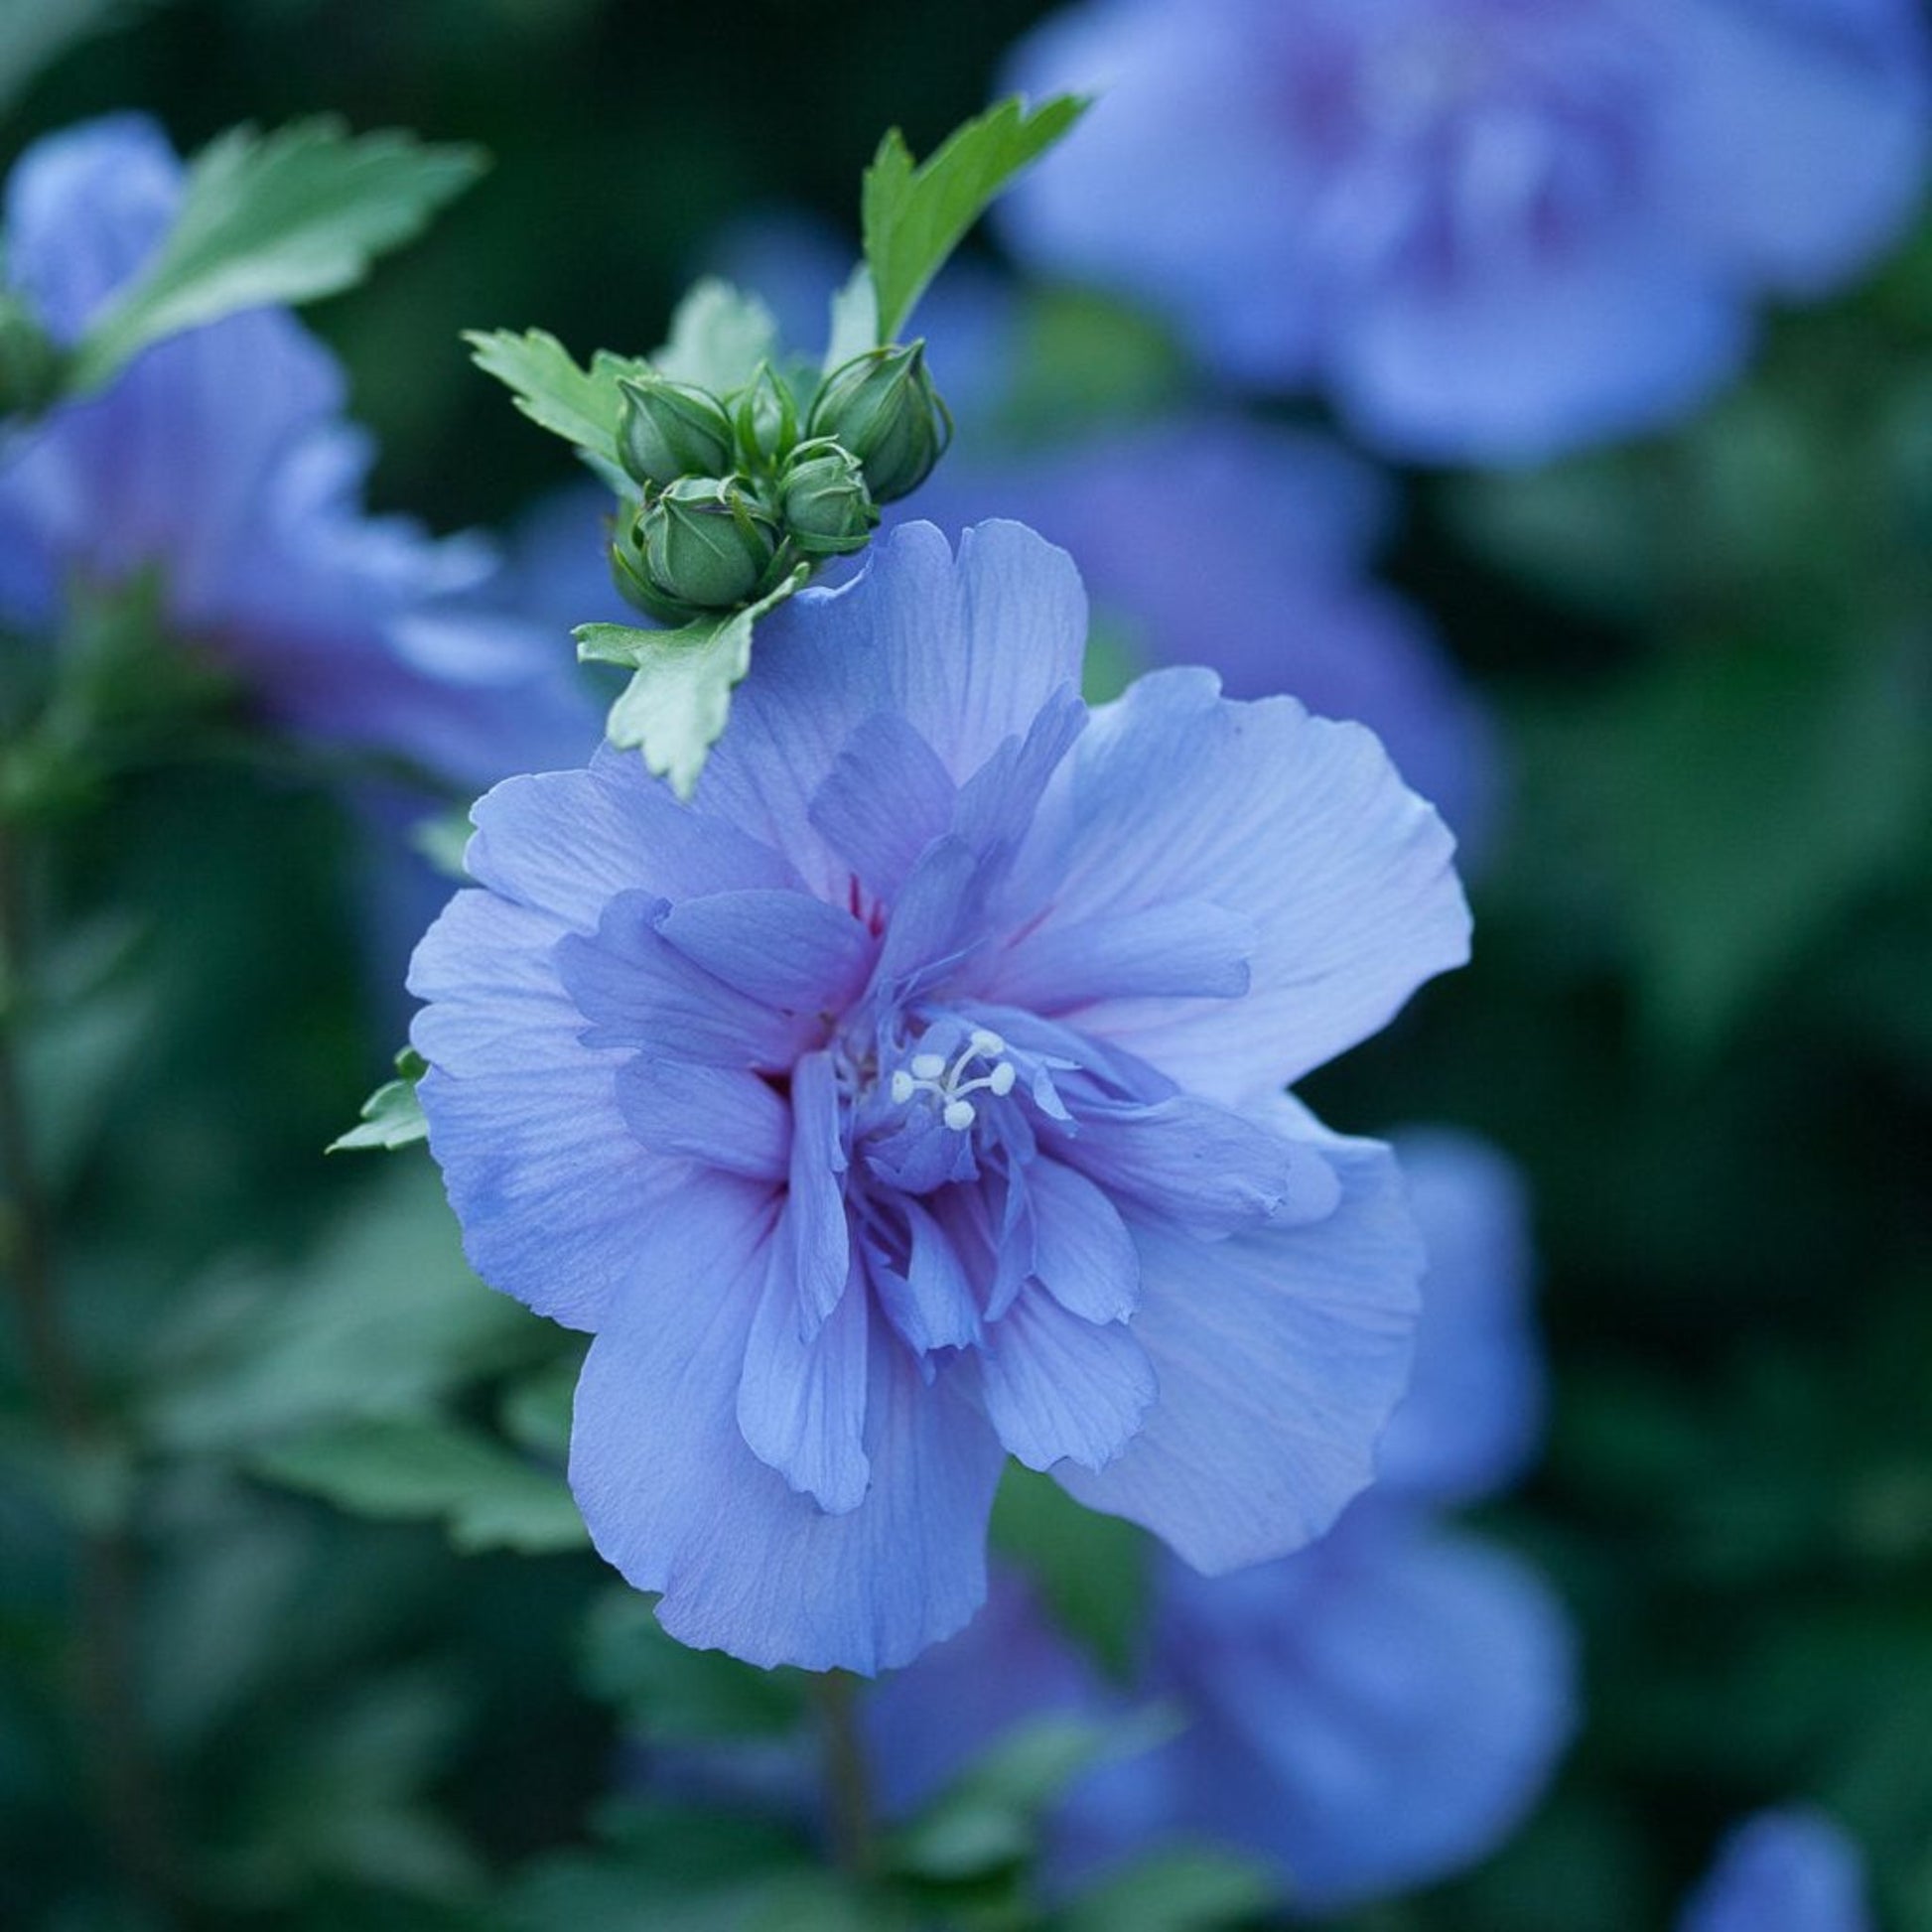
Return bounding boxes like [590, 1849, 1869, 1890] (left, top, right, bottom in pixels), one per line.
[812, 1670, 877, 1878]
[0, 819, 177, 1913]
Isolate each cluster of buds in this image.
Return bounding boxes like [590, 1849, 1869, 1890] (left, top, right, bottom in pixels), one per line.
[609, 344, 952, 625]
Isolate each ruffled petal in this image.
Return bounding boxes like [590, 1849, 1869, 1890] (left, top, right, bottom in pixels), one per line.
[615, 1057, 791, 1181]
[1026, 1156, 1141, 1323]
[808, 711, 958, 900]
[738, 1246, 871, 1512]
[656, 889, 877, 1013]
[571, 1238, 1005, 1672]
[1008, 668, 1468, 1107]
[975, 1286, 1157, 1472]
[1053, 1137, 1420, 1570]
[980, 899, 1254, 1013]
[787, 1050, 852, 1331]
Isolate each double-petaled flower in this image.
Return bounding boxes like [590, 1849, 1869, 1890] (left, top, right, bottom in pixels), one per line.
[410, 519, 1468, 1670]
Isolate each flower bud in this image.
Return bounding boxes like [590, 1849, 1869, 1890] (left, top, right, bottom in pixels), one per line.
[731, 362, 799, 473]
[616, 372, 735, 488]
[776, 438, 879, 559]
[805, 343, 952, 504]
[635, 476, 781, 615]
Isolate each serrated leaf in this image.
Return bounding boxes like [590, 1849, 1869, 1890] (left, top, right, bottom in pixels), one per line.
[465, 327, 646, 487]
[578, 567, 808, 798]
[823, 262, 880, 375]
[329, 1046, 429, 1153]
[862, 94, 1087, 343]
[252, 1417, 587, 1555]
[68, 117, 484, 395]
[652, 277, 780, 395]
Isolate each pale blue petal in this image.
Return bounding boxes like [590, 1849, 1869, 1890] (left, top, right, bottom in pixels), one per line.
[1679, 1808, 1872, 1932]
[572, 1252, 1005, 1672]
[788, 1050, 851, 1333]
[1048, 1092, 1340, 1237]
[1054, 1138, 1420, 1571]
[656, 889, 877, 1013]
[981, 900, 1254, 1012]
[555, 891, 815, 1067]
[616, 1057, 791, 1181]
[975, 1286, 1157, 1472]
[868, 1198, 982, 1356]
[808, 712, 957, 900]
[738, 1245, 871, 1513]
[1027, 1156, 1141, 1324]
[1010, 669, 1468, 1108]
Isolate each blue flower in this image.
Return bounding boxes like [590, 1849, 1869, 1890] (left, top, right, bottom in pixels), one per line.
[999, 0, 1932, 462]
[0, 114, 597, 791]
[1679, 1809, 1872, 1932]
[409, 518, 1468, 1670]
[859, 1127, 1572, 1908]
[907, 418, 1496, 844]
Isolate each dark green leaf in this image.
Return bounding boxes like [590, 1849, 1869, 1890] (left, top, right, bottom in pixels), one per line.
[991, 1465, 1149, 1678]
[0, 0, 140, 124]
[578, 566, 808, 798]
[252, 1417, 587, 1554]
[69, 117, 484, 394]
[862, 95, 1088, 343]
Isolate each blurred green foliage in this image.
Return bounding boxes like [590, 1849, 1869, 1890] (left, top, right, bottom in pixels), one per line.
[3, 4, 1931, 1930]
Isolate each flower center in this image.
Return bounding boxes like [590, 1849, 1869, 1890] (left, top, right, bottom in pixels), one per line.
[889, 1028, 1017, 1133]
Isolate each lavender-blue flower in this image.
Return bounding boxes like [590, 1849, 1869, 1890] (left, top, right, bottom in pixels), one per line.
[1679, 1808, 1872, 1932]
[409, 518, 1469, 1671]
[0, 115, 596, 791]
[1000, 0, 1932, 461]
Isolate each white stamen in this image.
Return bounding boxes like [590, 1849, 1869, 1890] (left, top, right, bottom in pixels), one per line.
[893, 1028, 1021, 1134]
[969, 1028, 1006, 1055]
[910, 1051, 947, 1080]
[943, 1099, 977, 1132]
[890, 1070, 915, 1103]
[988, 1061, 1017, 1097]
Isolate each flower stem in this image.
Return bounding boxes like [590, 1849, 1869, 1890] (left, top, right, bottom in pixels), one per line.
[0, 819, 177, 1911]
[812, 1669, 877, 1877]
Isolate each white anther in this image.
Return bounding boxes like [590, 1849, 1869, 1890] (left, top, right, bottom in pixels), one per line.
[910, 1051, 948, 1080]
[890, 1070, 915, 1103]
[894, 1029, 1020, 1133]
[943, 1099, 977, 1132]
[969, 1028, 1006, 1055]
[987, 1061, 1017, 1097]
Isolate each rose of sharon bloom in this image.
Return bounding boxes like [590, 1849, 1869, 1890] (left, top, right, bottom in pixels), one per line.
[0, 114, 595, 790]
[1679, 1809, 1871, 1932]
[1000, 0, 1932, 462]
[410, 519, 1469, 1671]
[862, 1129, 1573, 1910]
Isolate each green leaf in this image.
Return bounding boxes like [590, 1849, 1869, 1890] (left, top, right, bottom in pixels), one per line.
[68, 117, 485, 395]
[578, 567, 809, 798]
[862, 94, 1089, 343]
[0, 0, 136, 124]
[329, 1046, 429, 1153]
[823, 262, 880, 376]
[580, 1589, 810, 1740]
[652, 277, 780, 395]
[465, 327, 647, 487]
[991, 1465, 1149, 1678]
[1057, 1849, 1276, 1932]
[252, 1417, 588, 1555]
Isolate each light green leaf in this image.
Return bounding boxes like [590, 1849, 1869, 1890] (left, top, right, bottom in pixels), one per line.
[823, 261, 880, 375]
[465, 326, 646, 487]
[652, 277, 780, 395]
[329, 1045, 429, 1153]
[68, 116, 485, 395]
[578, 567, 809, 798]
[1058, 1849, 1277, 1932]
[862, 94, 1088, 343]
[253, 1417, 588, 1555]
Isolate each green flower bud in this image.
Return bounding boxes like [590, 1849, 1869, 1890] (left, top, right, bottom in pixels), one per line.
[0, 286, 63, 418]
[616, 373, 735, 488]
[805, 342, 952, 504]
[635, 476, 781, 615]
[730, 362, 799, 473]
[776, 438, 879, 559]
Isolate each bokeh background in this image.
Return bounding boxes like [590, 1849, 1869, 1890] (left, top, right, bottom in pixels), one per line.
[4, 2, 1931, 1927]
